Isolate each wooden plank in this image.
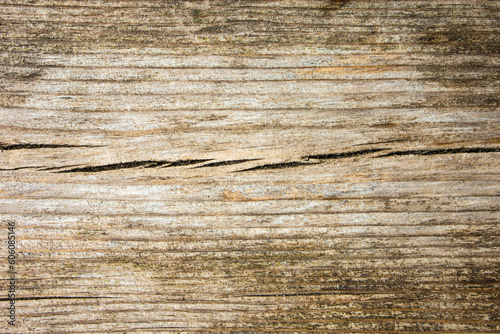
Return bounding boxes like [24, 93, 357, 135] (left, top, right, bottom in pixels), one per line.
[1, 0, 499, 333]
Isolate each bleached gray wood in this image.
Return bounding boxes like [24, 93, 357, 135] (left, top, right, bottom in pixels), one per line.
[1, 0, 499, 333]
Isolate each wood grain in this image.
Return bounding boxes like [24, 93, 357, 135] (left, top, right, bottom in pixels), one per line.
[1, 0, 499, 333]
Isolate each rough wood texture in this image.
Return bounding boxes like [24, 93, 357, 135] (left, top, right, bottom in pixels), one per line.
[1, 0, 499, 333]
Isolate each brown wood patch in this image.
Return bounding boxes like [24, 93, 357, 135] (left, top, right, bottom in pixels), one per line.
[1, 0, 499, 332]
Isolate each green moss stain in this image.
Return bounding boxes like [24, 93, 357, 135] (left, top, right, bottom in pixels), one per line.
[191, 9, 202, 24]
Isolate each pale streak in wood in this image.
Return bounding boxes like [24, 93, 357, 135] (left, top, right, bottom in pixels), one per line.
[0, 0, 499, 333]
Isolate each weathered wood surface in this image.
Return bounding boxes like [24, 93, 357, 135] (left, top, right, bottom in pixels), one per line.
[1, 0, 499, 333]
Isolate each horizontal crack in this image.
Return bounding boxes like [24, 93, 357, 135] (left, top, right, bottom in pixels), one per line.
[0, 143, 99, 151]
[378, 147, 500, 157]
